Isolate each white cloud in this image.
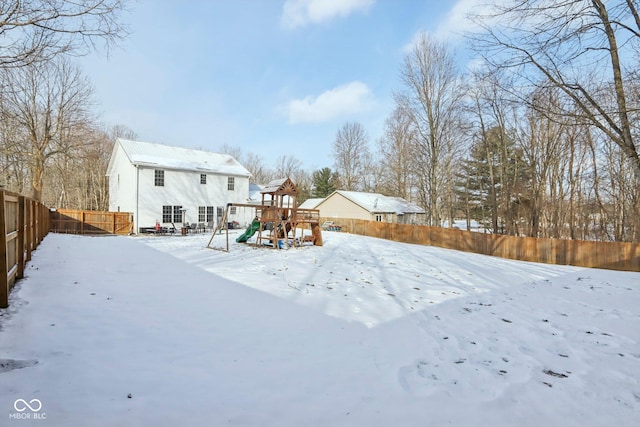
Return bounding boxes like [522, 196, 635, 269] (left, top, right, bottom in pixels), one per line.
[401, 1, 503, 60]
[435, 0, 505, 41]
[285, 81, 373, 124]
[400, 0, 482, 54]
[401, 30, 428, 54]
[281, 0, 374, 30]
[434, 0, 479, 41]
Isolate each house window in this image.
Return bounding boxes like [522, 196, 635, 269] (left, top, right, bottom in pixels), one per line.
[230, 206, 237, 215]
[375, 214, 382, 222]
[227, 177, 235, 191]
[198, 206, 206, 222]
[155, 170, 164, 186]
[217, 207, 224, 220]
[200, 174, 206, 184]
[206, 206, 214, 222]
[173, 205, 183, 223]
[162, 205, 172, 223]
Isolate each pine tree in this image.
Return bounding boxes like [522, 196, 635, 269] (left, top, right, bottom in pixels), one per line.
[312, 167, 339, 198]
[456, 126, 529, 234]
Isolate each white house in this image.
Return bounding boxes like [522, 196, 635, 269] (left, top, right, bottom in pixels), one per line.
[106, 138, 252, 233]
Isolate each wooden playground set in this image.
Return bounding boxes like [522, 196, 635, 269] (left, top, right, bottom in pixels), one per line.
[207, 178, 323, 251]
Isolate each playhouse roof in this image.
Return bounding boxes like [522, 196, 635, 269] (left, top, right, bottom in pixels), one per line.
[111, 138, 251, 177]
[261, 177, 297, 195]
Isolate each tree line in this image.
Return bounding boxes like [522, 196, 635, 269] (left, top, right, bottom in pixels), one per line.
[231, 1, 640, 242]
[0, 0, 130, 210]
[1, 1, 638, 242]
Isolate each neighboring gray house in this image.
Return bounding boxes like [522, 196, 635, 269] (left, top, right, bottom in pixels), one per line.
[106, 138, 252, 233]
[310, 190, 426, 224]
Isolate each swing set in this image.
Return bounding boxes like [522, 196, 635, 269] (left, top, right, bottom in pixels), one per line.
[207, 178, 322, 251]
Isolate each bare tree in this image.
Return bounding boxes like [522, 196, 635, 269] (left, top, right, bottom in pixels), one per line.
[274, 154, 302, 180]
[218, 143, 243, 163]
[43, 123, 133, 209]
[1, 57, 95, 201]
[377, 105, 416, 200]
[463, 70, 531, 235]
[79, 126, 113, 210]
[600, 132, 640, 241]
[108, 123, 137, 141]
[515, 87, 569, 237]
[469, 0, 640, 177]
[360, 153, 382, 193]
[0, 0, 128, 68]
[332, 121, 371, 191]
[0, 114, 28, 192]
[244, 152, 271, 184]
[217, 144, 274, 185]
[397, 32, 466, 226]
[293, 169, 313, 202]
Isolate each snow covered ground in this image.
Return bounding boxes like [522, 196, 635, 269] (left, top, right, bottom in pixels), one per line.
[1, 230, 639, 426]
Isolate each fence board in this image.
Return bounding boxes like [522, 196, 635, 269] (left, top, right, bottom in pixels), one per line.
[0, 191, 8, 308]
[17, 196, 25, 280]
[322, 217, 640, 272]
[50, 209, 133, 235]
[1, 190, 49, 308]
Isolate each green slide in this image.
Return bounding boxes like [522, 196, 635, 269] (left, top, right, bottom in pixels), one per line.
[236, 220, 261, 243]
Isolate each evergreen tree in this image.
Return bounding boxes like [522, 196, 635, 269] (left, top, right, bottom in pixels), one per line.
[312, 167, 339, 198]
[456, 126, 529, 234]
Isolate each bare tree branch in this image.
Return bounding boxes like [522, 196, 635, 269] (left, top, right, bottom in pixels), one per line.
[468, 0, 640, 177]
[0, 0, 128, 68]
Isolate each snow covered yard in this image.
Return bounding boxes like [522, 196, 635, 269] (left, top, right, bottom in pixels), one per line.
[0, 231, 639, 426]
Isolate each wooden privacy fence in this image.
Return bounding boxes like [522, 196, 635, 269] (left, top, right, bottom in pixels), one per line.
[50, 209, 133, 235]
[1, 190, 49, 308]
[327, 218, 640, 272]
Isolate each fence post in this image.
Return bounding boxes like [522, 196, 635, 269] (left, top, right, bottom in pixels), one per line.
[32, 200, 37, 252]
[41, 204, 46, 239]
[17, 196, 25, 279]
[25, 199, 35, 262]
[35, 201, 41, 244]
[0, 191, 8, 308]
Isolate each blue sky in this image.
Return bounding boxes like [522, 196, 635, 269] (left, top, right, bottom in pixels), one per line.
[81, 0, 476, 170]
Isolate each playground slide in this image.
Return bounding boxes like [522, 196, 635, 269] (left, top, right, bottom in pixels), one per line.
[236, 220, 261, 243]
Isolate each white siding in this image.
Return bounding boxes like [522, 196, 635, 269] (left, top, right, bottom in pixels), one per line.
[136, 167, 250, 229]
[108, 144, 137, 216]
[107, 139, 252, 233]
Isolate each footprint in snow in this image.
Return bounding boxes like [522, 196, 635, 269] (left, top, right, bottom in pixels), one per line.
[0, 359, 39, 373]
